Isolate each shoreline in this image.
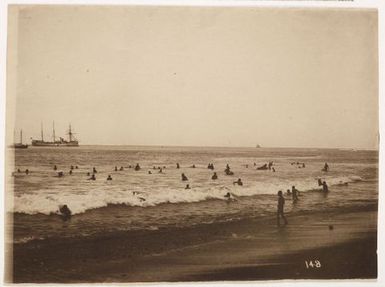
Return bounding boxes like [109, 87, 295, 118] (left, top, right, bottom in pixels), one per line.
[10, 209, 377, 283]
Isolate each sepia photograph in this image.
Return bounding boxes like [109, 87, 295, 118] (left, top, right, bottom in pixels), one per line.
[3, 3, 380, 283]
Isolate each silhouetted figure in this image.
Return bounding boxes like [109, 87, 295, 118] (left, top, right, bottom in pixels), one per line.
[135, 164, 141, 171]
[225, 164, 234, 175]
[128, 165, 132, 168]
[302, 163, 305, 168]
[176, 163, 180, 169]
[191, 164, 196, 168]
[70, 165, 74, 170]
[115, 166, 118, 171]
[57, 171, 64, 177]
[233, 178, 243, 186]
[181, 173, 188, 181]
[53, 165, 57, 171]
[268, 162, 273, 170]
[277, 190, 288, 226]
[318, 178, 323, 186]
[224, 192, 231, 199]
[17, 169, 21, 173]
[272, 167, 276, 172]
[107, 175, 112, 181]
[25, 169, 29, 175]
[159, 168, 163, 173]
[69, 170, 72, 175]
[322, 181, 329, 193]
[322, 162, 329, 172]
[93, 167, 97, 173]
[212, 172, 218, 180]
[286, 189, 291, 196]
[119, 166, 124, 171]
[257, 164, 268, 170]
[185, 184, 191, 189]
[148, 171, 152, 174]
[86, 172, 90, 176]
[153, 166, 156, 170]
[59, 204, 72, 221]
[88, 174, 96, 180]
[75, 166, 78, 169]
[292, 186, 299, 202]
[139, 197, 146, 202]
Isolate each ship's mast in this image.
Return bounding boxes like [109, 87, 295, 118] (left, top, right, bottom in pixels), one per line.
[52, 121, 56, 142]
[41, 122, 44, 141]
[20, 129, 23, 144]
[68, 124, 72, 142]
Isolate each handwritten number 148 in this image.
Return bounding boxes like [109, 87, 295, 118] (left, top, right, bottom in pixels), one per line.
[305, 260, 321, 268]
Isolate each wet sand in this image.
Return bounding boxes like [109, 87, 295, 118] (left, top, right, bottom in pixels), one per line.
[10, 210, 377, 282]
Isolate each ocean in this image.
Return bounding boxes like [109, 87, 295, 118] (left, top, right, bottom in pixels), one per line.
[8, 146, 378, 244]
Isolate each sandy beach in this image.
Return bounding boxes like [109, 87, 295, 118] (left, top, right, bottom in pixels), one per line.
[11, 209, 377, 282]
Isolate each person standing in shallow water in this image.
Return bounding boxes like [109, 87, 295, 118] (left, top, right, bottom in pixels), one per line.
[277, 190, 288, 226]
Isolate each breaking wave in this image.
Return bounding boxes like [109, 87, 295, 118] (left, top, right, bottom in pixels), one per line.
[12, 175, 363, 216]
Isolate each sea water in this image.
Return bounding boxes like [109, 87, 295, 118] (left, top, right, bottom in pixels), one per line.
[8, 146, 378, 243]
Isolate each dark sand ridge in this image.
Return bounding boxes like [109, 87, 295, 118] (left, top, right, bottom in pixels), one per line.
[11, 209, 377, 282]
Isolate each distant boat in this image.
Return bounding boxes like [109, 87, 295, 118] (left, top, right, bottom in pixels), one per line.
[256, 144, 261, 148]
[13, 129, 28, 149]
[31, 122, 79, 147]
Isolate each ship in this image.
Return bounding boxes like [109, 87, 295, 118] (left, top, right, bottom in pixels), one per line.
[256, 144, 261, 148]
[12, 129, 28, 149]
[31, 122, 79, 147]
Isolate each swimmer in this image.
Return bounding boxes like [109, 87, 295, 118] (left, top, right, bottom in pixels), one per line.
[212, 172, 218, 180]
[88, 174, 96, 180]
[322, 181, 329, 193]
[54, 165, 57, 171]
[286, 189, 291, 196]
[107, 175, 112, 181]
[272, 167, 276, 172]
[119, 166, 124, 171]
[233, 178, 243, 186]
[181, 173, 188, 181]
[148, 171, 152, 174]
[25, 169, 29, 175]
[93, 167, 97, 173]
[70, 165, 74, 170]
[277, 190, 288, 226]
[135, 164, 141, 171]
[185, 184, 191, 189]
[17, 169, 21, 173]
[59, 204, 72, 221]
[57, 171, 64, 177]
[292, 186, 299, 202]
[69, 170, 72, 175]
[115, 166, 118, 171]
[176, 163, 180, 169]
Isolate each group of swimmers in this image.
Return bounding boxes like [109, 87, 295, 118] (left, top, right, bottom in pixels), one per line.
[17, 160, 332, 224]
[277, 162, 330, 226]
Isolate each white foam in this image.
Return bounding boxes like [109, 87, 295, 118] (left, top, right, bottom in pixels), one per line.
[12, 174, 363, 215]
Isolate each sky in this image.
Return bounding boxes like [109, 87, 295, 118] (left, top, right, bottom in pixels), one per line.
[6, 6, 378, 149]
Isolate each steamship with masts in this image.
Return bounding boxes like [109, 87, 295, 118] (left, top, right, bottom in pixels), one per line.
[31, 122, 79, 147]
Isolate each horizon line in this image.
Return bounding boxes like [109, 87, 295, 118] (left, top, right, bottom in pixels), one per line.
[45, 143, 378, 151]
